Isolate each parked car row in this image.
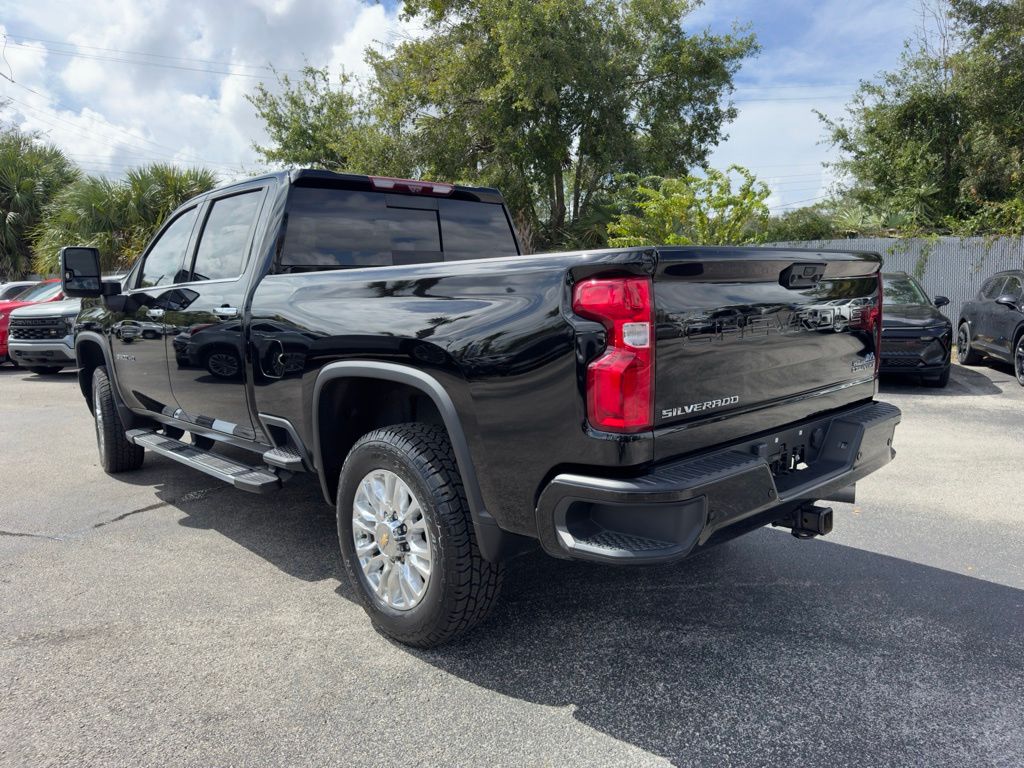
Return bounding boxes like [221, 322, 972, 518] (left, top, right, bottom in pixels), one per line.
[3, 266, 1022, 390]
[957, 270, 1024, 386]
[0, 277, 122, 374]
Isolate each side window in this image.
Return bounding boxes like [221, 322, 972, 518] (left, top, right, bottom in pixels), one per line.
[1003, 277, 1022, 300]
[190, 190, 264, 282]
[138, 208, 198, 289]
[981, 277, 1006, 300]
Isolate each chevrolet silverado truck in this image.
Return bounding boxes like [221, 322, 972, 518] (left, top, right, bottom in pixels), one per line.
[60, 170, 901, 646]
[8, 297, 82, 373]
[0, 279, 65, 367]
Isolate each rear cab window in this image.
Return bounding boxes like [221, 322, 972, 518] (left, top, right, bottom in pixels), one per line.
[278, 184, 519, 272]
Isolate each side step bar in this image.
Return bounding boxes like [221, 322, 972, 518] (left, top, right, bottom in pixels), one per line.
[127, 429, 281, 494]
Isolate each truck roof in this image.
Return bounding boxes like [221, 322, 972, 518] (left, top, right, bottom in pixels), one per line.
[204, 169, 506, 205]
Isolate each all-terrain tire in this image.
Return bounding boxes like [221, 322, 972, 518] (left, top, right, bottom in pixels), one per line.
[92, 366, 144, 473]
[336, 423, 504, 647]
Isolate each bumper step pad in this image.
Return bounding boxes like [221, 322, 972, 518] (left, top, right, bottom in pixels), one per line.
[127, 429, 281, 494]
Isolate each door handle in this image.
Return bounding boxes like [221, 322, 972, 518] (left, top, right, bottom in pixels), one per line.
[213, 306, 239, 319]
[146, 308, 165, 319]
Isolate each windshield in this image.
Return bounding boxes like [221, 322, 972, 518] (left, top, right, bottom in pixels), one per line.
[882, 276, 929, 306]
[0, 283, 32, 300]
[11, 281, 61, 303]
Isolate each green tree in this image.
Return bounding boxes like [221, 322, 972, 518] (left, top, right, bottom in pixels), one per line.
[760, 206, 838, 242]
[822, 0, 1024, 233]
[249, 1, 757, 251]
[247, 66, 414, 176]
[949, 0, 1024, 206]
[373, 0, 757, 249]
[607, 166, 769, 247]
[0, 126, 79, 278]
[33, 163, 217, 274]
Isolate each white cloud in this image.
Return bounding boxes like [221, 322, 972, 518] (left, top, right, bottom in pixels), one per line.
[0, 1, 416, 182]
[1, 0, 918, 209]
[697, 0, 919, 210]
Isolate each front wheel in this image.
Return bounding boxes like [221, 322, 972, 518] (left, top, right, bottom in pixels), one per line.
[924, 367, 951, 388]
[957, 322, 983, 365]
[92, 366, 144, 473]
[336, 423, 504, 647]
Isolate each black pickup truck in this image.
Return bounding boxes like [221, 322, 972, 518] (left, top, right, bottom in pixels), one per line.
[61, 170, 901, 646]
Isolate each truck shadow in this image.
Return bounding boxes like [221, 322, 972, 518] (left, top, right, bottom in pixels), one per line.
[123, 458, 1024, 766]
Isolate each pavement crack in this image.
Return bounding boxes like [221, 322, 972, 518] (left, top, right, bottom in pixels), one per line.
[0, 529, 63, 541]
[91, 501, 170, 529]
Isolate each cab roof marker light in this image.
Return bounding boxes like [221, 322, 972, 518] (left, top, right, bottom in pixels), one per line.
[369, 176, 455, 196]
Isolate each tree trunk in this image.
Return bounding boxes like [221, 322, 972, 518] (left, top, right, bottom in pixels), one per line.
[552, 166, 566, 232]
[571, 157, 583, 225]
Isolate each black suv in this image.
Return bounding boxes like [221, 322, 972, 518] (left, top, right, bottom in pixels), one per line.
[878, 272, 952, 387]
[957, 270, 1024, 385]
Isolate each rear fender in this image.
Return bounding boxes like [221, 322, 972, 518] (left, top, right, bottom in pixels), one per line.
[311, 361, 518, 562]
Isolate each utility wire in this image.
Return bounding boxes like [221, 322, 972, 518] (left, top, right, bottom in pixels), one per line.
[2, 90, 242, 169]
[2, 31, 305, 76]
[4, 40, 277, 80]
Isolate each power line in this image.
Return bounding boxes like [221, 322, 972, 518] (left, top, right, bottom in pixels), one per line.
[2, 31, 305, 76]
[4, 40, 277, 80]
[770, 194, 831, 210]
[735, 82, 857, 91]
[2, 90, 243, 169]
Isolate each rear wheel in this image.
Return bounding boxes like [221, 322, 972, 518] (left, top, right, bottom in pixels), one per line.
[1014, 337, 1024, 387]
[336, 423, 504, 647]
[957, 322, 983, 365]
[92, 366, 144, 473]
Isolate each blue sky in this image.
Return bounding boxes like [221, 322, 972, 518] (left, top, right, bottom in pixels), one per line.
[0, 0, 921, 212]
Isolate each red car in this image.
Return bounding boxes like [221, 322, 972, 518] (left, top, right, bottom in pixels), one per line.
[0, 279, 65, 365]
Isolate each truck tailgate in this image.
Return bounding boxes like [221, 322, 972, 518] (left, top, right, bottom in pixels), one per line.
[652, 247, 881, 460]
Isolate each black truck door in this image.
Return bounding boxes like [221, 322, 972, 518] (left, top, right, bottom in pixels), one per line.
[165, 186, 267, 442]
[110, 205, 201, 414]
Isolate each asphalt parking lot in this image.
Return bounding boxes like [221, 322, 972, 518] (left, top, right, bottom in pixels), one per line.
[1, 363, 1022, 767]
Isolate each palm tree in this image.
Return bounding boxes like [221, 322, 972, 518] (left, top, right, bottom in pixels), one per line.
[33, 163, 218, 274]
[0, 128, 79, 279]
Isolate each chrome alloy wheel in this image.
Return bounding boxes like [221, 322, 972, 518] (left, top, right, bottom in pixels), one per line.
[94, 384, 105, 455]
[352, 469, 432, 610]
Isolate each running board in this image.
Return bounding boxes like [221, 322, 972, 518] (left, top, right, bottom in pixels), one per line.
[126, 429, 281, 494]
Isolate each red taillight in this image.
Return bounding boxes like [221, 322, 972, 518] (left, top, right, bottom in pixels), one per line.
[369, 176, 454, 196]
[572, 276, 654, 433]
